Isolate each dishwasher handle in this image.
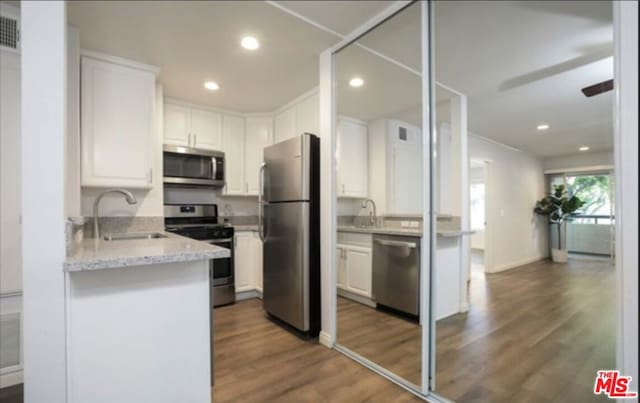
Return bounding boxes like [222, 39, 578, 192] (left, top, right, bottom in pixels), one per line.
[374, 239, 417, 249]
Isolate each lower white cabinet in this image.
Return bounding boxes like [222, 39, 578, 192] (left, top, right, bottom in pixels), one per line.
[336, 244, 372, 298]
[234, 231, 263, 295]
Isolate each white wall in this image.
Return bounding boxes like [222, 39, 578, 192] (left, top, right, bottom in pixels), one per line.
[543, 150, 613, 172]
[614, 0, 638, 390]
[21, 2, 68, 401]
[469, 134, 548, 273]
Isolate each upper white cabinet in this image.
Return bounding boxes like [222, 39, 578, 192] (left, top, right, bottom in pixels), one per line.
[245, 117, 273, 195]
[221, 115, 245, 195]
[369, 118, 423, 214]
[190, 108, 222, 150]
[337, 117, 368, 198]
[163, 101, 222, 150]
[81, 53, 158, 188]
[274, 107, 297, 144]
[274, 91, 319, 144]
[163, 103, 190, 146]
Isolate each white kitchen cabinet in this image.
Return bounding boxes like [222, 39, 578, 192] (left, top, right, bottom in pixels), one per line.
[336, 243, 372, 298]
[274, 92, 319, 144]
[245, 117, 273, 195]
[274, 107, 296, 144]
[221, 115, 246, 195]
[295, 93, 319, 135]
[254, 236, 263, 294]
[163, 102, 222, 150]
[234, 232, 256, 293]
[190, 108, 222, 150]
[235, 231, 263, 295]
[163, 103, 191, 146]
[368, 118, 423, 214]
[337, 117, 368, 198]
[337, 246, 347, 289]
[81, 54, 157, 188]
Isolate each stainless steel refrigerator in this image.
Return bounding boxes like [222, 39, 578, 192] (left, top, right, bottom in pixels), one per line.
[259, 133, 320, 337]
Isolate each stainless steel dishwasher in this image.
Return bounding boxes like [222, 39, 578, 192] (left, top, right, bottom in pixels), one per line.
[372, 234, 420, 316]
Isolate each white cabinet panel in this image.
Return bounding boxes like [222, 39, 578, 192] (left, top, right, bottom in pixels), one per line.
[191, 108, 222, 150]
[163, 103, 190, 147]
[245, 117, 273, 195]
[81, 56, 156, 188]
[296, 93, 319, 135]
[254, 236, 263, 293]
[344, 247, 372, 297]
[337, 246, 346, 289]
[391, 143, 423, 214]
[234, 232, 256, 292]
[336, 244, 372, 298]
[337, 118, 368, 198]
[274, 107, 296, 144]
[222, 115, 245, 195]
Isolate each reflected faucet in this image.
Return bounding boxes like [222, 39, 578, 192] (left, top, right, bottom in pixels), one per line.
[361, 198, 377, 226]
[93, 189, 137, 239]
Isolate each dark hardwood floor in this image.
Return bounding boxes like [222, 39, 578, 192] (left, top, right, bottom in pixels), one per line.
[0, 384, 21, 403]
[337, 297, 421, 387]
[435, 255, 615, 402]
[212, 298, 421, 402]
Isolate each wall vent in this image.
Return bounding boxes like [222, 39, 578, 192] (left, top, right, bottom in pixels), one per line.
[0, 14, 19, 51]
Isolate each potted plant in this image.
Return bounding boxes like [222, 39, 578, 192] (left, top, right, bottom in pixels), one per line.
[534, 184, 585, 263]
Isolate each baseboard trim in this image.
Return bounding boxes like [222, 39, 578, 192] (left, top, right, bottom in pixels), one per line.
[235, 289, 259, 301]
[337, 288, 376, 308]
[319, 331, 333, 348]
[0, 368, 23, 388]
[486, 256, 547, 273]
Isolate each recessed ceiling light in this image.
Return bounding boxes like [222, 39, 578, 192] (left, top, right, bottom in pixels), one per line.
[579, 146, 590, 151]
[349, 77, 364, 87]
[241, 36, 260, 50]
[537, 124, 549, 131]
[204, 81, 220, 91]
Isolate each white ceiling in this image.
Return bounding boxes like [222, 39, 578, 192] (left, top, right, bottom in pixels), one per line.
[67, 1, 340, 112]
[68, 0, 614, 157]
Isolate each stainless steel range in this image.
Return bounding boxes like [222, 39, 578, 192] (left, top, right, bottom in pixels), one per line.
[164, 204, 235, 307]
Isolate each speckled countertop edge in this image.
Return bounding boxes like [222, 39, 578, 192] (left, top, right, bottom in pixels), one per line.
[64, 232, 230, 272]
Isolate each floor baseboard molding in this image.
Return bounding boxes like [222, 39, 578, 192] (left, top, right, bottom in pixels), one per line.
[319, 331, 333, 348]
[337, 288, 376, 308]
[0, 369, 23, 388]
[486, 255, 547, 274]
[235, 289, 259, 301]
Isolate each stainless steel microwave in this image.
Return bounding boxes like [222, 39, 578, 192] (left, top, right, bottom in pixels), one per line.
[163, 145, 225, 188]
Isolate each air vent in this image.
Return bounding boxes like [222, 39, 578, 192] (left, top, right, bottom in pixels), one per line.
[0, 14, 19, 51]
[398, 127, 407, 141]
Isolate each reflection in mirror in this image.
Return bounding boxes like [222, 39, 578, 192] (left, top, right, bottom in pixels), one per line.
[432, 1, 615, 401]
[334, 2, 423, 390]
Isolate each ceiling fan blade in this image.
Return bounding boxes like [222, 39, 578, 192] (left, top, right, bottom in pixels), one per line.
[581, 79, 613, 97]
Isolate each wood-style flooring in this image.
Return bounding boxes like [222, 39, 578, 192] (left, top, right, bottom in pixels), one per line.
[336, 254, 615, 402]
[212, 298, 421, 402]
[435, 255, 615, 402]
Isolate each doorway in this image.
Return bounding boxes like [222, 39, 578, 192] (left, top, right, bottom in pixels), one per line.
[469, 160, 488, 278]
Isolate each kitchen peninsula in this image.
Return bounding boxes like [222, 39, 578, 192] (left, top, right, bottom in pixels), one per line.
[63, 232, 229, 403]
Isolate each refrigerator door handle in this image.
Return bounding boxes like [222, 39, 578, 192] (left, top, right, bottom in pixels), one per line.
[258, 163, 266, 242]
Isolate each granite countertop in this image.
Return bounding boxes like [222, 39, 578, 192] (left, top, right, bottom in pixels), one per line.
[64, 232, 230, 272]
[337, 225, 475, 238]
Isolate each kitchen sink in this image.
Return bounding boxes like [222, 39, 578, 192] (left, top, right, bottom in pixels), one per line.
[103, 232, 168, 241]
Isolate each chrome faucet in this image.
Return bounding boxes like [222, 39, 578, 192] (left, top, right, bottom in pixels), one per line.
[93, 189, 137, 239]
[361, 198, 377, 226]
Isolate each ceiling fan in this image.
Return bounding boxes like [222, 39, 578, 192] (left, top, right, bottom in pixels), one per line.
[581, 79, 614, 97]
